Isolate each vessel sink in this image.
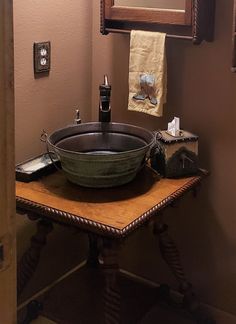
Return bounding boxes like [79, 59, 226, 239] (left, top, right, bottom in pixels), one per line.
[46, 122, 155, 188]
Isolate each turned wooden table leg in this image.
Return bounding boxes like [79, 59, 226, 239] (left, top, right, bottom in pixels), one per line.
[153, 221, 215, 323]
[101, 238, 121, 324]
[153, 222, 199, 309]
[20, 300, 43, 324]
[17, 218, 53, 298]
[86, 233, 100, 268]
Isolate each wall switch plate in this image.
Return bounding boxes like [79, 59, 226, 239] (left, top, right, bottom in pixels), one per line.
[34, 41, 51, 73]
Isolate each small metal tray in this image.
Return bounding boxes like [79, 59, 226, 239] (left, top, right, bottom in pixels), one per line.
[16, 153, 60, 182]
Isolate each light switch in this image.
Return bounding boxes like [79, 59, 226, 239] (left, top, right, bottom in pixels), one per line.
[34, 41, 51, 74]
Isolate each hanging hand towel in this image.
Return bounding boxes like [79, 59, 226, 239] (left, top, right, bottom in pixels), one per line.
[128, 30, 167, 117]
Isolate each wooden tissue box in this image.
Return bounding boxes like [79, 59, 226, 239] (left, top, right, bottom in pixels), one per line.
[151, 130, 199, 178]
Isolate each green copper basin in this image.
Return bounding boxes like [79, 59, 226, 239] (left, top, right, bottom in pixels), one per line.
[47, 122, 155, 188]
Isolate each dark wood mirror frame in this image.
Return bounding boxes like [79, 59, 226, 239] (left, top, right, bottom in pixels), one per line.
[101, 0, 215, 44]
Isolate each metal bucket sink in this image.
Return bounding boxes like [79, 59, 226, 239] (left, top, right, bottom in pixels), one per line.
[46, 122, 155, 188]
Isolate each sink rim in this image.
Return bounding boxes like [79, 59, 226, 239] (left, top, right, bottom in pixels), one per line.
[47, 122, 155, 157]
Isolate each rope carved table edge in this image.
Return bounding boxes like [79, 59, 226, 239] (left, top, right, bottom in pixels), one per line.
[16, 171, 208, 239]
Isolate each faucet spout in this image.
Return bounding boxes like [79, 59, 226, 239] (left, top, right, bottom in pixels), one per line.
[99, 75, 111, 123]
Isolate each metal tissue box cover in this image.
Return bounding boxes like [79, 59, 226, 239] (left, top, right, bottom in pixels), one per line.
[151, 130, 199, 178]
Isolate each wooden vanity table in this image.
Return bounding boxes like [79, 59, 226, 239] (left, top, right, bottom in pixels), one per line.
[16, 167, 210, 323]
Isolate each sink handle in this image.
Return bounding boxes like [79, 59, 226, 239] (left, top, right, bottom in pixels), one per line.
[40, 130, 62, 172]
[40, 129, 48, 143]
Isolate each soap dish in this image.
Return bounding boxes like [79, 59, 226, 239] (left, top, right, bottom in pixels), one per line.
[16, 153, 60, 182]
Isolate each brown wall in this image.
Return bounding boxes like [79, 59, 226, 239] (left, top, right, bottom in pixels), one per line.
[92, 0, 236, 317]
[14, 0, 92, 163]
[14, 0, 92, 301]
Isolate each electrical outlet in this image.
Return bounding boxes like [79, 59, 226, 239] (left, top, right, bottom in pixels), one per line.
[34, 41, 51, 74]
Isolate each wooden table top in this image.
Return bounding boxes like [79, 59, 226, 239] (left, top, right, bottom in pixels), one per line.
[16, 168, 207, 238]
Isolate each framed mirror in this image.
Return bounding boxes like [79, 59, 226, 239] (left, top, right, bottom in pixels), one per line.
[114, 0, 186, 10]
[101, 0, 215, 44]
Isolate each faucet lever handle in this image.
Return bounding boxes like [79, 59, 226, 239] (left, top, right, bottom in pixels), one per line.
[104, 75, 109, 86]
